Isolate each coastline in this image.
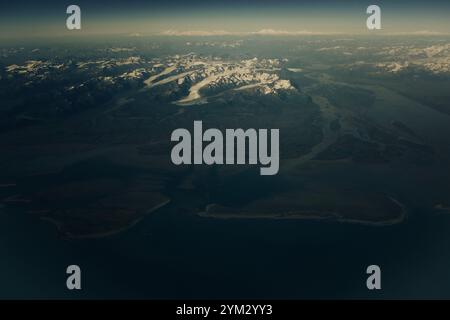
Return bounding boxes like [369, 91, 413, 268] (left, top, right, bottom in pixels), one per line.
[198, 196, 408, 227]
[40, 199, 171, 240]
[434, 204, 450, 214]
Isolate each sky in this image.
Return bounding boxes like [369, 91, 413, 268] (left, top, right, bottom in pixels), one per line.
[0, 0, 449, 38]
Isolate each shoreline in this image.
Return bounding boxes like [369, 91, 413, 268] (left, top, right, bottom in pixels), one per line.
[198, 196, 408, 227]
[40, 199, 171, 240]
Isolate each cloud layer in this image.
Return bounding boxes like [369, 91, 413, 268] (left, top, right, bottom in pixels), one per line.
[159, 29, 343, 36]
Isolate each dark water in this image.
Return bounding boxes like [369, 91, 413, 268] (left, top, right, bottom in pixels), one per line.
[2, 198, 450, 299]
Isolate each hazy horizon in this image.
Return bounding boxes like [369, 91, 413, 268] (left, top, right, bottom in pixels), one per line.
[0, 0, 449, 38]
